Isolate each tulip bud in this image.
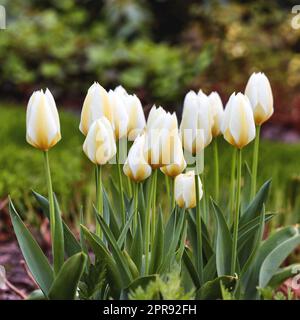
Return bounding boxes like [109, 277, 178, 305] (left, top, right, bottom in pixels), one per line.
[245, 72, 274, 125]
[174, 171, 203, 209]
[145, 106, 179, 168]
[123, 134, 152, 182]
[114, 86, 146, 141]
[79, 82, 113, 136]
[221, 92, 256, 149]
[26, 89, 61, 151]
[83, 117, 116, 165]
[160, 133, 187, 177]
[209, 92, 224, 137]
[108, 89, 129, 140]
[180, 90, 212, 154]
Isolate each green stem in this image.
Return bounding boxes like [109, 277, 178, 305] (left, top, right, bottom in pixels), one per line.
[251, 126, 261, 199]
[229, 148, 237, 225]
[117, 144, 125, 226]
[151, 170, 158, 245]
[144, 174, 155, 275]
[170, 177, 175, 211]
[195, 173, 203, 285]
[44, 151, 61, 275]
[133, 182, 139, 233]
[96, 164, 103, 238]
[213, 138, 220, 202]
[231, 148, 242, 275]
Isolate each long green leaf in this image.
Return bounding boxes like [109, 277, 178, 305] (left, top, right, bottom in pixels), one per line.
[259, 227, 300, 288]
[240, 180, 271, 226]
[212, 200, 232, 276]
[48, 252, 87, 300]
[81, 225, 122, 297]
[130, 214, 143, 272]
[182, 248, 200, 288]
[95, 213, 133, 285]
[32, 191, 81, 257]
[9, 199, 54, 296]
[149, 210, 164, 274]
[117, 202, 135, 247]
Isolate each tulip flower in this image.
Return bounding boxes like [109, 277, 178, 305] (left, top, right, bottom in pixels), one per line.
[209, 92, 224, 137]
[245, 72, 273, 199]
[160, 133, 186, 178]
[83, 117, 116, 238]
[26, 88, 63, 275]
[245, 72, 273, 126]
[123, 134, 152, 182]
[26, 89, 61, 151]
[180, 90, 212, 155]
[221, 92, 256, 149]
[114, 86, 146, 141]
[79, 82, 113, 136]
[174, 171, 202, 209]
[83, 117, 116, 165]
[145, 106, 178, 168]
[107, 89, 129, 140]
[221, 92, 256, 275]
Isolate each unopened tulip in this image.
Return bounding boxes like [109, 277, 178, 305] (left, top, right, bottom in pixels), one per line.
[180, 90, 212, 154]
[209, 92, 224, 137]
[174, 171, 203, 209]
[221, 92, 256, 149]
[83, 117, 116, 165]
[114, 86, 146, 141]
[79, 82, 113, 136]
[144, 106, 178, 168]
[245, 72, 273, 125]
[160, 133, 187, 177]
[26, 89, 61, 151]
[108, 89, 129, 140]
[123, 134, 152, 182]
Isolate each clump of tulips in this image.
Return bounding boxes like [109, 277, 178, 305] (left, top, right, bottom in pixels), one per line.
[9, 72, 300, 300]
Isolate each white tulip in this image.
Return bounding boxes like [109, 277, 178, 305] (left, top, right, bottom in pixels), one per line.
[245, 72, 274, 125]
[174, 171, 203, 209]
[114, 86, 146, 141]
[123, 134, 152, 182]
[160, 132, 187, 177]
[221, 92, 256, 149]
[26, 89, 61, 151]
[209, 91, 224, 137]
[83, 117, 116, 165]
[180, 90, 212, 154]
[79, 82, 113, 136]
[144, 105, 178, 168]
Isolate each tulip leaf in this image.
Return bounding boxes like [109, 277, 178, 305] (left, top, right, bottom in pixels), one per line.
[130, 214, 143, 272]
[81, 225, 122, 298]
[203, 254, 217, 283]
[117, 201, 135, 248]
[9, 199, 54, 296]
[103, 188, 120, 239]
[240, 180, 271, 226]
[149, 210, 164, 274]
[241, 226, 300, 299]
[95, 212, 133, 285]
[159, 208, 185, 273]
[48, 252, 87, 300]
[187, 211, 214, 262]
[26, 289, 46, 300]
[182, 248, 200, 288]
[267, 264, 300, 289]
[212, 200, 232, 277]
[196, 275, 237, 300]
[123, 250, 139, 279]
[259, 227, 300, 288]
[32, 191, 81, 257]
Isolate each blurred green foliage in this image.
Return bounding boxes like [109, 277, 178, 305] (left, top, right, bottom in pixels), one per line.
[1, 0, 299, 111]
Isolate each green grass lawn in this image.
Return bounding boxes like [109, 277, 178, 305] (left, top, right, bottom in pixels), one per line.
[1, 104, 300, 227]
